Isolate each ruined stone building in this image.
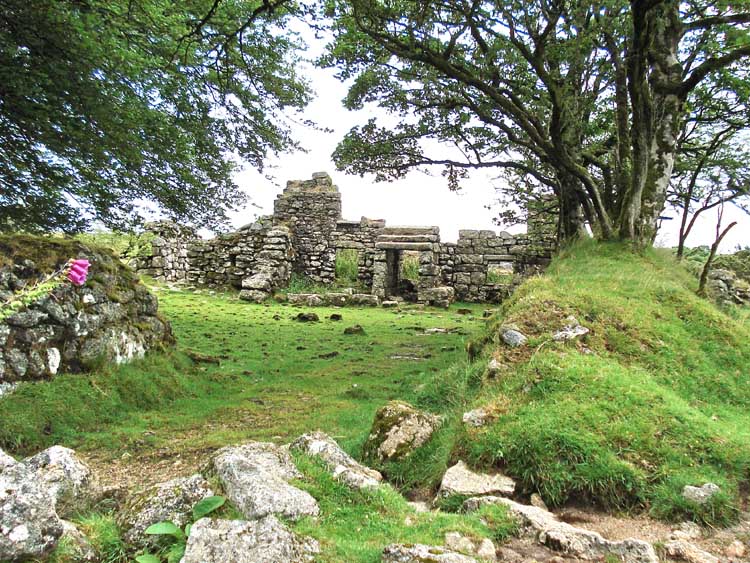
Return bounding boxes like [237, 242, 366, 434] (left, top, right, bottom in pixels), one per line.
[137, 173, 555, 304]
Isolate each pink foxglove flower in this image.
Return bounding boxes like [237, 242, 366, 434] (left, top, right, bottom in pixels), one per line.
[66, 259, 90, 286]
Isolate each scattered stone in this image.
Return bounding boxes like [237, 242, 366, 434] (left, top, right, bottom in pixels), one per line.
[0, 464, 63, 561]
[364, 401, 441, 462]
[351, 294, 381, 307]
[725, 540, 746, 559]
[291, 431, 382, 490]
[485, 358, 501, 377]
[211, 442, 319, 521]
[438, 461, 515, 499]
[408, 501, 431, 513]
[295, 312, 319, 322]
[382, 543, 479, 562]
[423, 327, 454, 334]
[329, 313, 343, 321]
[181, 517, 319, 563]
[119, 474, 214, 548]
[462, 497, 658, 563]
[0, 382, 18, 398]
[0, 448, 17, 472]
[318, 351, 339, 359]
[456, 308, 472, 315]
[682, 483, 721, 505]
[24, 446, 96, 518]
[421, 287, 456, 309]
[552, 317, 590, 341]
[500, 326, 527, 347]
[445, 532, 496, 561]
[59, 520, 97, 562]
[529, 493, 548, 511]
[382, 301, 399, 308]
[344, 325, 365, 335]
[238, 289, 268, 303]
[670, 522, 702, 541]
[664, 540, 719, 563]
[462, 408, 492, 428]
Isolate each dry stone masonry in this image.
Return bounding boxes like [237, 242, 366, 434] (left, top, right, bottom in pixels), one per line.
[136, 172, 556, 304]
[1, 240, 172, 383]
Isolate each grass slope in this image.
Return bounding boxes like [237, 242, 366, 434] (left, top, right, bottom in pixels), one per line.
[446, 241, 750, 526]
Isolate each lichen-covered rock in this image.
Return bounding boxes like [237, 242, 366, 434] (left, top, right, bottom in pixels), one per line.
[211, 442, 319, 521]
[462, 408, 492, 428]
[119, 474, 214, 548]
[181, 517, 319, 563]
[438, 461, 515, 499]
[445, 532, 496, 561]
[364, 401, 441, 462]
[664, 540, 719, 563]
[0, 238, 172, 382]
[24, 446, 96, 518]
[0, 464, 64, 561]
[500, 327, 527, 347]
[552, 317, 590, 341]
[681, 483, 720, 505]
[58, 520, 97, 562]
[382, 543, 479, 562]
[462, 497, 658, 563]
[291, 431, 382, 490]
[0, 448, 17, 472]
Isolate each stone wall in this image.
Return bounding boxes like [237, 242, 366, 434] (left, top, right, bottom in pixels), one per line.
[443, 229, 554, 302]
[1, 238, 172, 382]
[136, 221, 197, 283]
[331, 217, 387, 287]
[135, 172, 557, 304]
[273, 172, 341, 284]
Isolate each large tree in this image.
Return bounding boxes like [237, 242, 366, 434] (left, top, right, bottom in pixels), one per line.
[0, 0, 310, 233]
[323, 0, 750, 245]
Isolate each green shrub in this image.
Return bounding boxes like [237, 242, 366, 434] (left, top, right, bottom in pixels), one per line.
[400, 252, 420, 282]
[335, 249, 360, 286]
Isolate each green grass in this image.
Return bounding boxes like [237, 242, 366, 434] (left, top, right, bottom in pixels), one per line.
[43, 513, 128, 563]
[0, 288, 484, 462]
[399, 252, 420, 282]
[335, 249, 360, 286]
[450, 241, 750, 526]
[291, 454, 516, 563]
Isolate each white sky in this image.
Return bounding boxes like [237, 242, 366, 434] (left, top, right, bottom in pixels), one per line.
[228, 30, 749, 250]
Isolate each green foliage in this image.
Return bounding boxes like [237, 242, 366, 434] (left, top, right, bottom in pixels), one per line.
[0, 0, 310, 233]
[456, 241, 750, 526]
[335, 249, 360, 286]
[399, 253, 419, 283]
[47, 513, 128, 563]
[138, 496, 225, 563]
[75, 230, 156, 262]
[285, 273, 332, 295]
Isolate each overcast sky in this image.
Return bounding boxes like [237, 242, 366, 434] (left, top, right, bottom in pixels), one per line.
[229, 29, 748, 250]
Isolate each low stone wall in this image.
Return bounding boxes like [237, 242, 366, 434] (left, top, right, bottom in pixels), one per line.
[444, 230, 554, 302]
[136, 221, 196, 283]
[1, 237, 172, 382]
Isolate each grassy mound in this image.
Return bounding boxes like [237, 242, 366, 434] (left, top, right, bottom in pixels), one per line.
[430, 241, 750, 526]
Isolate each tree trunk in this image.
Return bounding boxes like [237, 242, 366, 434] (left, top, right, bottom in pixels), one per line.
[698, 221, 737, 296]
[620, 0, 683, 245]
